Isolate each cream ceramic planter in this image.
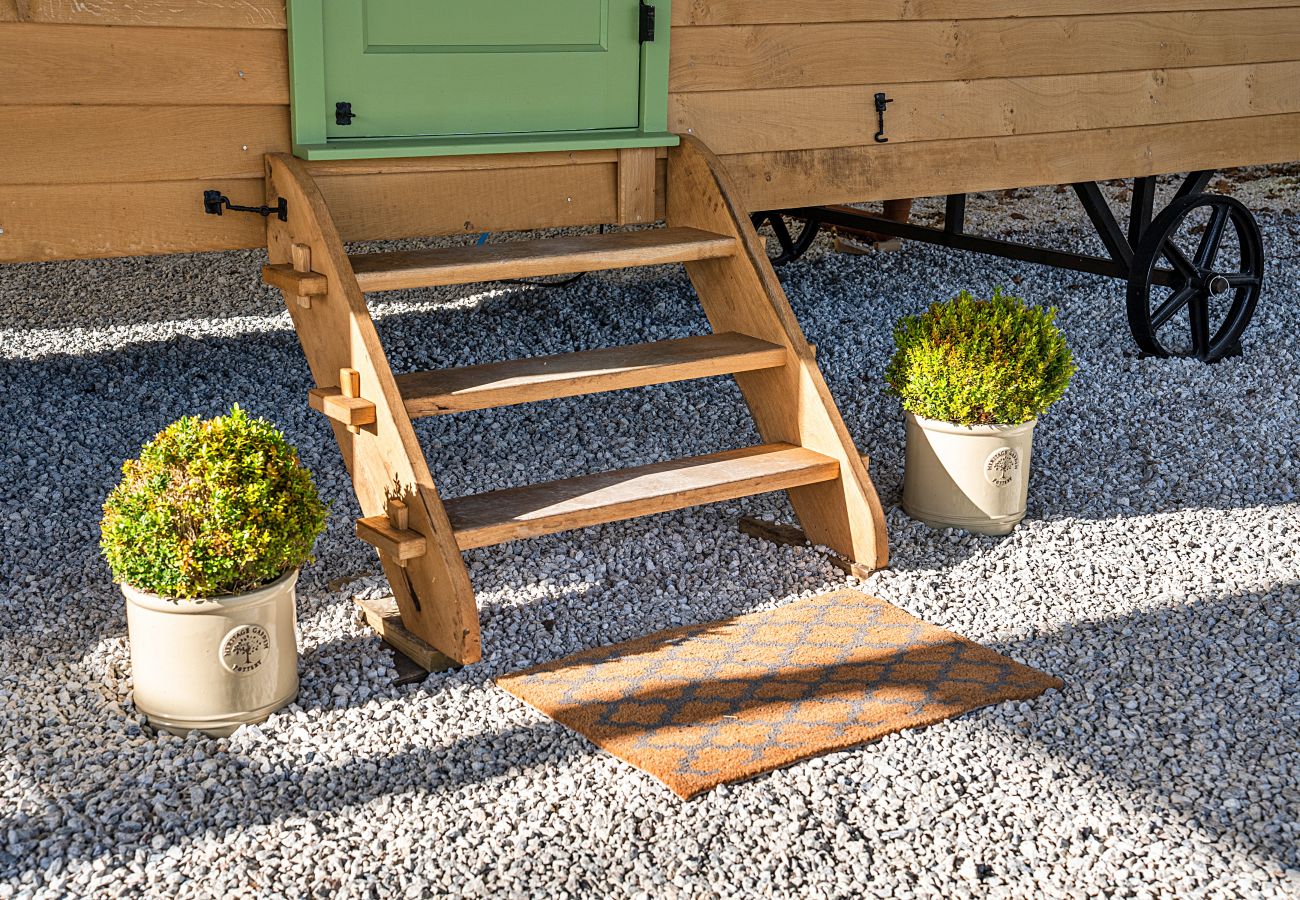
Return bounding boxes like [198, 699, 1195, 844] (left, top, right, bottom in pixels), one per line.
[123, 569, 299, 737]
[902, 413, 1036, 536]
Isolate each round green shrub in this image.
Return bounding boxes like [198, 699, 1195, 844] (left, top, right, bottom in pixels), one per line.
[101, 406, 328, 598]
[885, 288, 1076, 426]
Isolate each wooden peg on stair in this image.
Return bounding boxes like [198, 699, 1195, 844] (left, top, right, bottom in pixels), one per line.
[290, 243, 314, 308]
[339, 367, 362, 434]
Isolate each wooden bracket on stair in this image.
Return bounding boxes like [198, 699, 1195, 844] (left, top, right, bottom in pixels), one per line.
[308, 367, 377, 433]
[356, 498, 427, 566]
[261, 243, 327, 308]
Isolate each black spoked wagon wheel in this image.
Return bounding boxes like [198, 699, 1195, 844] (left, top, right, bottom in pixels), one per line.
[750, 211, 822, 266]
[1127, 193, 1263, 363]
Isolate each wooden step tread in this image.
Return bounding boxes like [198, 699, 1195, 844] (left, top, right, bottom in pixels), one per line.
[395, 332, 787, 417]
[445, 443, 840, 550]
[349, 227, 736, 292]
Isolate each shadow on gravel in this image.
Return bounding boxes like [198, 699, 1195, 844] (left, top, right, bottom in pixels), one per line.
[2, 582, 1296, 881]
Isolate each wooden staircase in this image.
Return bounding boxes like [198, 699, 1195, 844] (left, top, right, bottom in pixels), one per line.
[261, 136, 888, 667]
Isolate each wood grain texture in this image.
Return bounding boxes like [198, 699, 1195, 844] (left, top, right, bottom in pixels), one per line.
[616, 147, 657, 225]
[671, 0, 1300, 25]
[670, 9, 1300, 91]
[396, 332, 787, 417]
[14, 0, 286, 27]
[348, 227, 736, 292]
[315, 162, 622, 243]
[0, 105, 290, 184]
[265, 153, 483, 665]
[673, 61, 1300, 154]
[355, 516, 427, 562]
[0, 178, 267, 260]
[0, 163, 622, 261]
[307, 387, 377, 429]
[0, 23, 287, 105]
[353, 595, 458, 675]
[667, 135, 890, 570]
[446, 443, 839, 550]
[0, 1, 18, 21]
[725, 112, 1300, 210]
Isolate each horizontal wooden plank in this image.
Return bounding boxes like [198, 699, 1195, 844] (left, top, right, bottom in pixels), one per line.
[0, 105, 289, 184]
[673, 61, 1300, 154]
[6, 0, 1289, 28]
[0, 161, 623, 261]
[671, 0, 1300, 25]
[10, 0, 287, 27]
[318, 163, 621, 244]
[303, 149, 621, 177]
[349, 227, 736, 292]
[0, 178, 267, 260]
[446, 443, 840, 550]
[726, 112, 1300, 210]
[0, 23, 287, 105]
[396, 332, 787, 417]
[670, 9, 1300, 91]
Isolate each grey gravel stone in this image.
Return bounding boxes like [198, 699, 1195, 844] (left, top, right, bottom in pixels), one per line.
[0, 168, 1297, 899]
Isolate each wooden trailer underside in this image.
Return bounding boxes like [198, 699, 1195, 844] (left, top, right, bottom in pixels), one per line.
[3, 1, 1300, 261]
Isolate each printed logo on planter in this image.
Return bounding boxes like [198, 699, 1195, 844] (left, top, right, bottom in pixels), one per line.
[221, 624, 272, 675]
[984, 447, 1020, 488]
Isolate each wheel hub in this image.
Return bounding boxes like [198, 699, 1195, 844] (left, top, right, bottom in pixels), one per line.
[1205, 273, 1231, 297]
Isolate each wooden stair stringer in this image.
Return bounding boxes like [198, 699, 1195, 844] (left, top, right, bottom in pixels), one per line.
[263, 153, 482, 666]
[665, 135, 890, 570]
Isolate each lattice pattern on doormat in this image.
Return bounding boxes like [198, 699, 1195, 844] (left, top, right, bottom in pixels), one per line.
[497, 589, 1063, 799]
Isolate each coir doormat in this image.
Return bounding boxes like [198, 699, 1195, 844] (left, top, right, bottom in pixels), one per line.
[497, 589, 1062, 799]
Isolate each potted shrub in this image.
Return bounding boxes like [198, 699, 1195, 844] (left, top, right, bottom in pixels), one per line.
[101, 406, 327, 736]
[885, 288, 1075, 535]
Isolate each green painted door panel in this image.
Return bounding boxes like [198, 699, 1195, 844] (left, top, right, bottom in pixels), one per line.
[323, 0, 642, 139]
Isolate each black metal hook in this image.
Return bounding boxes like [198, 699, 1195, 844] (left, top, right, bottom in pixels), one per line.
[873, 92, 893, 143]
[202, 190, 288, 221]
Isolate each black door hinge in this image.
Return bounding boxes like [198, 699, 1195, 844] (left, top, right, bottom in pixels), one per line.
[639, 1, 656, 43]
[203, 190, 288, 221]
[336, 101, 355, 126]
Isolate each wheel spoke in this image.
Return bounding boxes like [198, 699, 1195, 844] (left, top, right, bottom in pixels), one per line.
[1193, 205, 1230, 269]
[1187, 293, 1211, 357]
[1160, 241, 1197, 279]
[1224, 272, 1260, 288]
[1150, 284, 1197, 330]
[770, 216, 794, 254]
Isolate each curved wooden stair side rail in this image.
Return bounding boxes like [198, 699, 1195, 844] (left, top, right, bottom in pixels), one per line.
[667, 135, 890, 569]
[263, 153, 482, 667]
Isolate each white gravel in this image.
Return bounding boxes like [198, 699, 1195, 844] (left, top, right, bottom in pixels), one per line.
[2, 169, 1298, 899]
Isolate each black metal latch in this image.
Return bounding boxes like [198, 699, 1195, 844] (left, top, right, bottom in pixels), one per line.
[874, 93, 893, 143]
[639, 0, 656, 42]
[336, 101, 355, 126]
[202, 190, 288, 221]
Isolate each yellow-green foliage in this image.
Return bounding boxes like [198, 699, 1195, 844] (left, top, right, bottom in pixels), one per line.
[885, 288, 1075, 426]
[101, 406, 327, 598]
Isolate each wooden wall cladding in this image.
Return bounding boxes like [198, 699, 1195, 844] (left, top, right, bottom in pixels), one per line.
[669, 9, 1300, 91]
[2, 4, 1300, 261]
[670, 0, 1300, 26]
